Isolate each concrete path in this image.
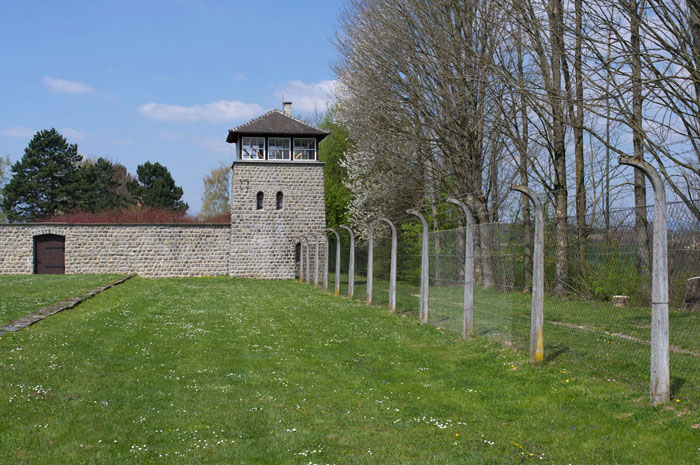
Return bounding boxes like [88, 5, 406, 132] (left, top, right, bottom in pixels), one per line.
[0, 274, 135, 336]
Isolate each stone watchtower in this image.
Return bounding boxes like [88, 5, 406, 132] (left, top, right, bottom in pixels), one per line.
[226, 102, 328, 279]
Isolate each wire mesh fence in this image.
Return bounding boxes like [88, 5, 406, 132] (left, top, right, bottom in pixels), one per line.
[316, 200, 700, 403]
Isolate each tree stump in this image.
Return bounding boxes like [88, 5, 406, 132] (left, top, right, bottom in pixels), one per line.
[682, 277, 700, 311]
[612, 295, 630, 307]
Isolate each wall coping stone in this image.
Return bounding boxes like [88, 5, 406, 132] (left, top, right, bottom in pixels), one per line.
[0, 223, 230, 228]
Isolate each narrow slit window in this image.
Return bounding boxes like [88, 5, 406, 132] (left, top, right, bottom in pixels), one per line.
[276, 191, 283, 210]
[256, 191, 264, 210]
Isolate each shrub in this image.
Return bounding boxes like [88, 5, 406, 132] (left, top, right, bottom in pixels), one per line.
[36, 207, 230, 225]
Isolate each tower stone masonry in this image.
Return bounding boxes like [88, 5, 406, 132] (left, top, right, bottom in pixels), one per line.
[227, 102, 328, 279]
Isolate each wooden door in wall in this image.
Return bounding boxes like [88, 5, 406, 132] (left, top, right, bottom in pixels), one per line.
[34, 234, 65, 274]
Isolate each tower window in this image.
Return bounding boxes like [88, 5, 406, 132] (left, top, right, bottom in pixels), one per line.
[256, 191, 264, 210]
[293, 138, 316, 160]
[241, 137, 266, 160]
[269, 138, 291, 160]
[276, 191, 283, 210]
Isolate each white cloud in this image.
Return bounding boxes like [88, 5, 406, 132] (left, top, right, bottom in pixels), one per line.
[138, 100, 264, 123]
[43, 76, 95, 94]
[197, 136, 233, 155]
[110, 137, 132, 146]
[1, 125, 34, 138]
[60, 128, 87, 142]
[274, 80, 337, 113]
[159, 129, 184, 142]
[233, 73, 248, 82]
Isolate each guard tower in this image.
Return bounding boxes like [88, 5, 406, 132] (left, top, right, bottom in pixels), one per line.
[226, 102, 328, 279]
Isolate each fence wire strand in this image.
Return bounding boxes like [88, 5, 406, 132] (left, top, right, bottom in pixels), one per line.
[315, 200, 700, 402]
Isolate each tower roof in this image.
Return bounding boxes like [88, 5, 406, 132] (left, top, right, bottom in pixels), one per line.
[226, 109, 329, 144]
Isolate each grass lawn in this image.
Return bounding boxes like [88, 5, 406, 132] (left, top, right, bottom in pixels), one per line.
[337, 271, 700, 402]
[0, 276, 698, 464]
[0, 274, 122, 327]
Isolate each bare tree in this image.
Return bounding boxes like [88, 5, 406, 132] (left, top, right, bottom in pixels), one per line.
[335, 0, 516, 288]
[504, 0, 571, 295]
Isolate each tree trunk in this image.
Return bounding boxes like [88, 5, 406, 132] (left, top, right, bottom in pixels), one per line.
[682, 276, 700, 311]
[472, 197, 495, 289]
[551, 0, 569, 296]
[425, 155, 441, 282]
[629, 0, 652, 288]
[516, 12, 533, 292]
[574, 0, 586, 266]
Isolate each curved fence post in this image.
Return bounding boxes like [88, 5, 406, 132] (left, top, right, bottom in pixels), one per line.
[327, 228, 341, 296]
[377, 217, 398, 313]
[339, 225, 355, 298]
[446, 198, 475, 339]
[619, 156, 670, 405]
[302, 236, 311, 285]
[298, 237, 304, 283]
[360, 221, 374, 305]
[510, 185, 544, 363]
[319, 232, 328, 291]
[313, 234, 320, 287]
[407, 209, 429, 324]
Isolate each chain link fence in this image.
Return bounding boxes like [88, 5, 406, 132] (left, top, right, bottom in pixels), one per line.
[319, 200, 700, 402]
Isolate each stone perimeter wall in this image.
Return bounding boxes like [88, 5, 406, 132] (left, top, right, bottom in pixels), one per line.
[0, 224, 230, 277]
[230, 161, 326, 279]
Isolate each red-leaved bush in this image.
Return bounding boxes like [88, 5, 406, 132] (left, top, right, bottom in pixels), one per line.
[36, 208, 230, 225]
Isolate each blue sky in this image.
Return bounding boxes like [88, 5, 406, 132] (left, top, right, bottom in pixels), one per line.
[0, 0, 343, 213]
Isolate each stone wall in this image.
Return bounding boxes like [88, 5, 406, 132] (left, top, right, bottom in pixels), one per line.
[0, 224, 230, 277]
[230, 161, 326, 279]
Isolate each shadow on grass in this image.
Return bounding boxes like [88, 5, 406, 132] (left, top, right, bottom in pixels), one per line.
[545, 344, 570, 362]
[671, 376, 686, 398]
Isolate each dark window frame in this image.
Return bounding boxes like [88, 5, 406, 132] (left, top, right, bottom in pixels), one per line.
[276, 191, 283, 210]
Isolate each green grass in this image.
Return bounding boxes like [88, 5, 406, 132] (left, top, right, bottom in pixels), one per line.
[1, 276, 699, 464]
[333, 271, 700, 402]
[0, 274, 121, 327]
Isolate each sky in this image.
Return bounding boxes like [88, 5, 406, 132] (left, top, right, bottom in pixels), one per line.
[0, 0, 343, 213]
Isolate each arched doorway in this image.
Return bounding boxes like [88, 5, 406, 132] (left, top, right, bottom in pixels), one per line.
[34, 234, 65, 274]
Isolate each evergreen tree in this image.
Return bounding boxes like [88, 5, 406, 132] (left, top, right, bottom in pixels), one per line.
[2, 129, 82, 222]
[0, 154, 11, 222]
[127, 161, 188, 212]
[74, 158, 134, 212]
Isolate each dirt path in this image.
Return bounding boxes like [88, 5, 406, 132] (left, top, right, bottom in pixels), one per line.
[549, 320, 700, 357]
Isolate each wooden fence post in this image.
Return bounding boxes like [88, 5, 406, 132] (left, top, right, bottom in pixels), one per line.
[619, 156, 670, 405]
[339, 225, 355, 298]
[378, 218, 398, 313]
[446, 198, 475, 339]
[327, 228, 341, 296]
[407, 209, 429, 324]
[360, 221, 374, 305]
[510, 185, 544, 363]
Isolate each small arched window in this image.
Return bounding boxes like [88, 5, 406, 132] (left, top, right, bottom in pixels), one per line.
[256, 191, 264, 210]
[276, 191, 283, 210]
